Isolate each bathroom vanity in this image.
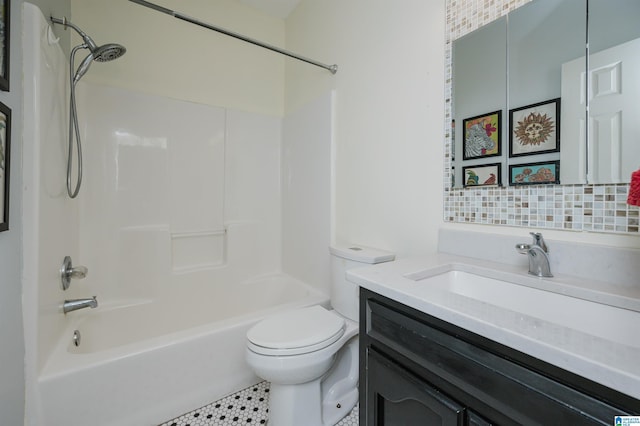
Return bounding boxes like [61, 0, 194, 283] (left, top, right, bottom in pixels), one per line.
[350, 246, 640, 425]
[359, 288, 637, 425]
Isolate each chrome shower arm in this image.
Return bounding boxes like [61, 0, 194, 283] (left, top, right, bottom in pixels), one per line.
[50, 16, 98, 51]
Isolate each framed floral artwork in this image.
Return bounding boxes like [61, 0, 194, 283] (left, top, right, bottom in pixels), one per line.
[0, 100, 10, 231]
[462, 110, 501, 160]
[509, 161, 559, 186]
[509, 98, 560, 157]
[462, 163, 501, 187]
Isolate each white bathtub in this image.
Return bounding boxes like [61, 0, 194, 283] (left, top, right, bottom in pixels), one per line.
[37, 274, 327, 426]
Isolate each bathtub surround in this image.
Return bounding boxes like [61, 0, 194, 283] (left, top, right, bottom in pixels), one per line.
[22, 3, 333, 425]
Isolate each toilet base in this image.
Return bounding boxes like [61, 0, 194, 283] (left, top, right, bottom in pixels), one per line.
[267, 337, 359, 426]
[269, 380, 323, 426]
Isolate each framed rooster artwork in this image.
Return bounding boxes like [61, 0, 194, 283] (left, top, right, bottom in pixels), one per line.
[462, 163, 501, 187]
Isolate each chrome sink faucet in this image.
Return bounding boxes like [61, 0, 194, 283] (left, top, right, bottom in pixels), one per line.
[63, 296, 98, 314]
[516, 232, 553, 277]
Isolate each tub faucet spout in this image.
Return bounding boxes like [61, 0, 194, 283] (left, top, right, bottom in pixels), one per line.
[515, 232, 553, 278]
[63, 296, 98, 314]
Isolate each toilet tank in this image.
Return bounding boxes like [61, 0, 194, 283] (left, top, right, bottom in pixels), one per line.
[329, 245, 395, 321]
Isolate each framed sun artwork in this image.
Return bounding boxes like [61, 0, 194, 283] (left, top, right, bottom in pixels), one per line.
[462, 110, 502, 160]
[509, 98, 560, 157]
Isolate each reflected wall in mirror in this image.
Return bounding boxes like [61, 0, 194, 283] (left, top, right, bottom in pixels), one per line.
[452, 17, 506, 188]
[451, 0, 640, 187]
[444, 0, 639, 235]
[509, 0, 584, 185]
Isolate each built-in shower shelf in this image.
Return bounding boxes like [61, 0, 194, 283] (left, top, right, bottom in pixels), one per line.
[171, 229, 226, 272]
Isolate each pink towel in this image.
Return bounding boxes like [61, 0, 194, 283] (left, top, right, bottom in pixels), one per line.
[628, 169, 640, 206]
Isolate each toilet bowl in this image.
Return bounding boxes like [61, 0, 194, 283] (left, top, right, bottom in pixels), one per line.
[245, 245, 395, 426]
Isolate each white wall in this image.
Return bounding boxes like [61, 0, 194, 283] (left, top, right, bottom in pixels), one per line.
[71, 0, 285, 116]
[285, 0, 446, 257]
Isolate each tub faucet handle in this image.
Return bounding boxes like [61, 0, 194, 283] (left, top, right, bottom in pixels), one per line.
[61, 256, 88, 290]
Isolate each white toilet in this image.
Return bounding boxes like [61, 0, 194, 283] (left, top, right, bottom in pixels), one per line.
[245, 245, 395, 426]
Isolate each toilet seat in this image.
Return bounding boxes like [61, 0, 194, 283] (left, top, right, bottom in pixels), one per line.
[247, 305, 345, 356]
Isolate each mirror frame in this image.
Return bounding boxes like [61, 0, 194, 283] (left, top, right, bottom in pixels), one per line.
[443, 0, 638, 235]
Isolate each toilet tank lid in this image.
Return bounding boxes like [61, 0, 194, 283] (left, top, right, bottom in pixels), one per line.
[329, 244, 395, 264]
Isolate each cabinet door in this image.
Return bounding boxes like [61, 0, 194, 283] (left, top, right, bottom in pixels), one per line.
[364, 348, 465, 426]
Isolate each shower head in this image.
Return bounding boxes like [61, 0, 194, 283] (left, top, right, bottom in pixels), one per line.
[93, 43, 126, 62]
[51, 16, 126, 83]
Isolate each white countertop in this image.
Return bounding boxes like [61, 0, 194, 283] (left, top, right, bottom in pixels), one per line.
[347, 253, 640, 400]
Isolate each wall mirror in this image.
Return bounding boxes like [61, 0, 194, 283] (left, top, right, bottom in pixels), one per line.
[451, 0, 640, 189]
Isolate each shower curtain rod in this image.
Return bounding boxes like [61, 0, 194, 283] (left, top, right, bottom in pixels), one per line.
[129, 0, 338, 74]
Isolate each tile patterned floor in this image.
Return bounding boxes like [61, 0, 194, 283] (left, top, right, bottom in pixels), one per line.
[159, 381, 358, 426]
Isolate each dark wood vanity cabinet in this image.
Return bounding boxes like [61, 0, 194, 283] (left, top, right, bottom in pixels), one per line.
[359, 288, 640, 425]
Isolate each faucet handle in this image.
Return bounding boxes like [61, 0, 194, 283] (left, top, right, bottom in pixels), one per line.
[529, 232, 548, 252]
[60, 256, 89, 291]
[69, 265, 88, 279]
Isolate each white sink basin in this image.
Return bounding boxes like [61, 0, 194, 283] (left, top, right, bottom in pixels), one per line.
[405, 268, 639, 347]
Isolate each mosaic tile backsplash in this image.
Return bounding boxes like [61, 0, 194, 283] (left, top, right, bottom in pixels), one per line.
[443, 0, 640, 235]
